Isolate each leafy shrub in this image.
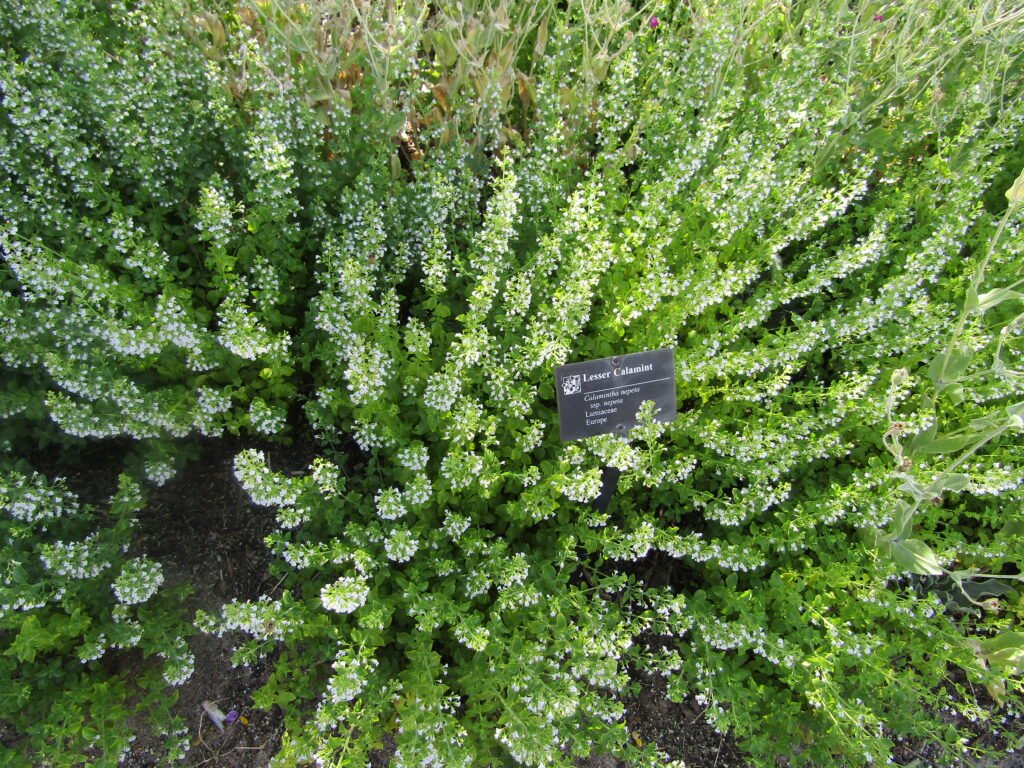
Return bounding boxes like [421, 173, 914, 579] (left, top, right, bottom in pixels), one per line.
[0, 465, 192, 766]
[2, 0, 1024, 766]
[198, 4, 1024, 768]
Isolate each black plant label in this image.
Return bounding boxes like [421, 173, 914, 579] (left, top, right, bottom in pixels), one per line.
[555, 348, 677, 441]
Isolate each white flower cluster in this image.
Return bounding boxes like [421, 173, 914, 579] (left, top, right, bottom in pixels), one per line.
[464, 569, 493, 600]
[494, 553, 530, 589]
[195, 175, 237, 251]
[352, 417, 388, 451]
[194, 386, 232, 437]
[163, 725, 192, 763]
[403, 317, 432, 358]
[343, 338, 394, 406]
[494, 721, 562, 767]
[605, 520, 657, 560]
[421, 225, 452, 295]
[443, 398, 487, 445]
[442, 511, 470, 541]
[250, 254, 284, 312]
[2, 470, 79, 523]
[44, 385, 190, 441]
[112, 557, 164, 605]
[384, 527, 419, 563]
[276, 500, 312, 530]
[439, 451, 483, 490]
[154, 292, 204, 356]
[216, 295, 275, 360]
[320, 575, 369, 614]
[107, 614, 144, 650]
[514, 420, 545, 454]
[311, 458, 341, 497]
[127, 240, 170, 282]
[234, 450, 302, 508]
[463, 166, 521, 320]
[392, 689, 473, 768]
[403, 474, 431, 507]
[108, 213, 170, 280]
[495, 582, 542, 613]
[503, 272, 533, 320]
[423, 368, 461, 412]
[375, 488, 407, 520]
[453, 622, 490, 652]
[554, 468, 603, 503]
[0, 591, 46, 618]
[278, 538, 329, 570]
[655, 528, 768, 572]
[325, 648, 377, 703]
[39, 534, 111, 579]
[246, 127, 299, 227]
[78, 635, 107, 663]
[396, 444, 429, 471]
[161, 637, 196, 686]
[695, 616, 794, 667]
[448, 327, 492, 373]
[144, 457, 176, 486]
[205, 596, 298, 641]
[110, 474, 145, 515]
[701, 480, 793, 527]
[249, 397, 286, 435]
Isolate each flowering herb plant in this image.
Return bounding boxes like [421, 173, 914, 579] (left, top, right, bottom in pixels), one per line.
[2, 0, 1024, 766]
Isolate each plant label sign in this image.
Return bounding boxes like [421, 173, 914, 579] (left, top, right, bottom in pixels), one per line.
[555, 348, 677, 441]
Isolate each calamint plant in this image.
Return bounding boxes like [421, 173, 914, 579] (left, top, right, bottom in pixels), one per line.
[0, 465, 192, 766]
[208, 2, 1024, 767]
[1, 0, 1023, 766]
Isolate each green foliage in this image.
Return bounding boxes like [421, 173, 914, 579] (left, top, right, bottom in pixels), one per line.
[2, 0, 1024, 766]
[0, 466, 191, 766]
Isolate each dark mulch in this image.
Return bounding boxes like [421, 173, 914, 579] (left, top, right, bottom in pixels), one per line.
[122, 435, 295, 768]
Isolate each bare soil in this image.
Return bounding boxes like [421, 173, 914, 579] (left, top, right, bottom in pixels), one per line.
[119, 435, 293, 768]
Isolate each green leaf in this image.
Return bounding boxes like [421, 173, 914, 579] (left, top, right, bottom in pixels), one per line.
[909, 397, 937, 452]
[999, 520, 1024, 539]
[913, 432, 977, 454]
[898, 477, 926, 501]
[890, 500, 914, 540]
[928, 345, 972, 387]
[965, 285, 980, 312]
[961, 578, 1013, 602]
[890, 539, 943, 575]
[428, 31, 459, 68]
[974, 288, 1022, 312]
[5, 615, 45, 663]
[979, 632, 1024, 671]
[924, 473, 970, 496]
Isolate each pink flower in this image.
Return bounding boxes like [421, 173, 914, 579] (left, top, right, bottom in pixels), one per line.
[649, 15, 659, 30]
[873, 13, 884, 21]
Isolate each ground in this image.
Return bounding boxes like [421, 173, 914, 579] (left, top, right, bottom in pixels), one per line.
[57, 437, 1020, 768]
